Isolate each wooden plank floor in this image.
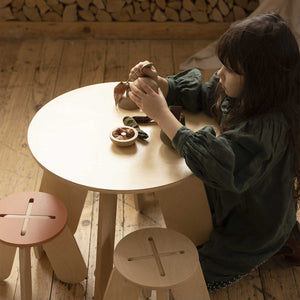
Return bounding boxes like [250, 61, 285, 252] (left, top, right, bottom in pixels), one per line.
[0, 38, 299, 300]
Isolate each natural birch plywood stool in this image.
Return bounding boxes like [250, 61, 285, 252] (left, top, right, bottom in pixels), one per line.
[0, 192, 67, 300]
[104, 227, 210, 300]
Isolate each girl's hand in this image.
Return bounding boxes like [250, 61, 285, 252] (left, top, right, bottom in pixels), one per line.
[128, 77, 168, 122]
[129, 61, 158, 82]
[129, 78, 183, 141]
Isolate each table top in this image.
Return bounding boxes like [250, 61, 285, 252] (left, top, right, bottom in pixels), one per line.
[27, 82, 218, 193]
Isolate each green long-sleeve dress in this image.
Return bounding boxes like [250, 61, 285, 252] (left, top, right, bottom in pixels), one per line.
[166, 68, 296, 289]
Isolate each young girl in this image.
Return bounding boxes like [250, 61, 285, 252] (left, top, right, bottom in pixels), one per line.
[128, 13, 300, 291]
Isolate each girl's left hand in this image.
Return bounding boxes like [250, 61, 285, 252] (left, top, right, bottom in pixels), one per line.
[128, 78, 169, 123]
[129, 61, 158, 82]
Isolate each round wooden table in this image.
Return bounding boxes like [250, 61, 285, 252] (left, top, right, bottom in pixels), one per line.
[27, 82, 217, 299]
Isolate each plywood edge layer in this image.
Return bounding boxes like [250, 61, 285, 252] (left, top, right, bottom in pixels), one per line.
[0, 22, 231, 40]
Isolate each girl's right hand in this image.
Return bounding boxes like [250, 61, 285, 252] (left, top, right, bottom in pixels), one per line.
[129, 61, 158, 82]
[128, 78, 168, 122]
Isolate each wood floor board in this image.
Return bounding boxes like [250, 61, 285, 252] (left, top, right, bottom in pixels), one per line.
[292, 266, 300, 298]
[0, 40, 43, 152]
[30, 39, 65, 111]
[0, 40, 22, 107]
[259, 257, 300, 300]
[128, 40, 152, 68]
[227, 271, 264, 300]
[149, 40, 174, 76]
[104, 40, 130, 83]
[53, 40, 86, 98]
[172, 40, 218, 82]
[0, 39, 45, 196]
[80, 40, 107, 87]
[210, 288, 229, 300]
[172, 40, 212, 73]
[85, 192, 99, 299]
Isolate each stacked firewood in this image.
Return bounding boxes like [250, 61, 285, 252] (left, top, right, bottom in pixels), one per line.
[0, 0, 259, 22]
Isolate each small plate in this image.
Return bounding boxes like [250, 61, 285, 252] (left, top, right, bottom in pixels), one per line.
[110, 126, 138, 147]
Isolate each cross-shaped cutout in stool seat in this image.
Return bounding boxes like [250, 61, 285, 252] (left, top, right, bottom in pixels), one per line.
[127, 236, 185, 277]
[0, 198, 56, 236]
[105, 228, 211, 300]
[0, 192, 68, 300]
[114, 227, 201, 290]
[0, 192, 67, 247]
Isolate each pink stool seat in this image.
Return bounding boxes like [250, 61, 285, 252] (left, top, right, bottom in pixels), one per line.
[0, 192, 67, 247]
[0, 192, 68, 300]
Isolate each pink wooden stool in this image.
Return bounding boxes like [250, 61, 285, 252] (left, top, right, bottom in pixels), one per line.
[104, 227, 210, 300]
[0, 192, 67, 300]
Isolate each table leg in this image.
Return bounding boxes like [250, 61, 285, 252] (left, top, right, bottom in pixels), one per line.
[0, 242, 16, 280]
[39, 170, 88, 234]
[133, 193, 145, 212]
[37, 170, 88, 283]
[171, 264, 210, 300]
[103, 268, 141, 300]
[155, 175, 213, 246]
[133, 192, 155, 212]
[94, 193, 117, 300]
[43, 225, 88, 283]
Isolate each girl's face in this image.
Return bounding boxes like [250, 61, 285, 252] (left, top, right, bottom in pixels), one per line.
[217, 65, 244, 98]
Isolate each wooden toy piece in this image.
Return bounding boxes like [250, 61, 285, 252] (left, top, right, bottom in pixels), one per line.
[114, 62, 154, 109]
[118, 76, 159, 110]
[110, 126, 138, 147]
[103, 227, 210, 300]
[0, 192, 67, 300]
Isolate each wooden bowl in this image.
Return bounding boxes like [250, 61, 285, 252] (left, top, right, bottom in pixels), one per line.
[110, 126, 138, 147]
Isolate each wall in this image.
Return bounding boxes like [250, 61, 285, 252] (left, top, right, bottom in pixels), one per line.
[0, 0, 259, 22]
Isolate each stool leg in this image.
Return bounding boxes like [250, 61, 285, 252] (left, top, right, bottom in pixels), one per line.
[19, 247, 32, 300]
[103, 268, 141, 300]
[134, 194, 145, 212]
[94, 193, 117, 300]
[0, 242, 16, 280]
[33, 245, 45, 260]
[36, 171, 88, 261]
[142, 288, 152, 299]
[39, 170, 88, 233]
[171, 264, 210, 300]
[133, 193, 155, 212]
[156, 289, 170, 300]
[43, 225, 88, 283]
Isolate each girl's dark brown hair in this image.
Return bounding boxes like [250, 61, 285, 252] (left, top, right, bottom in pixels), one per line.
[213, 13, 300, 200]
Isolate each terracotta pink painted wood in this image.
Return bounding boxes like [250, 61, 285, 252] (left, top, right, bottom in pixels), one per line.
[0, 192, 67, 247]
[0, 191, 68, 300]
